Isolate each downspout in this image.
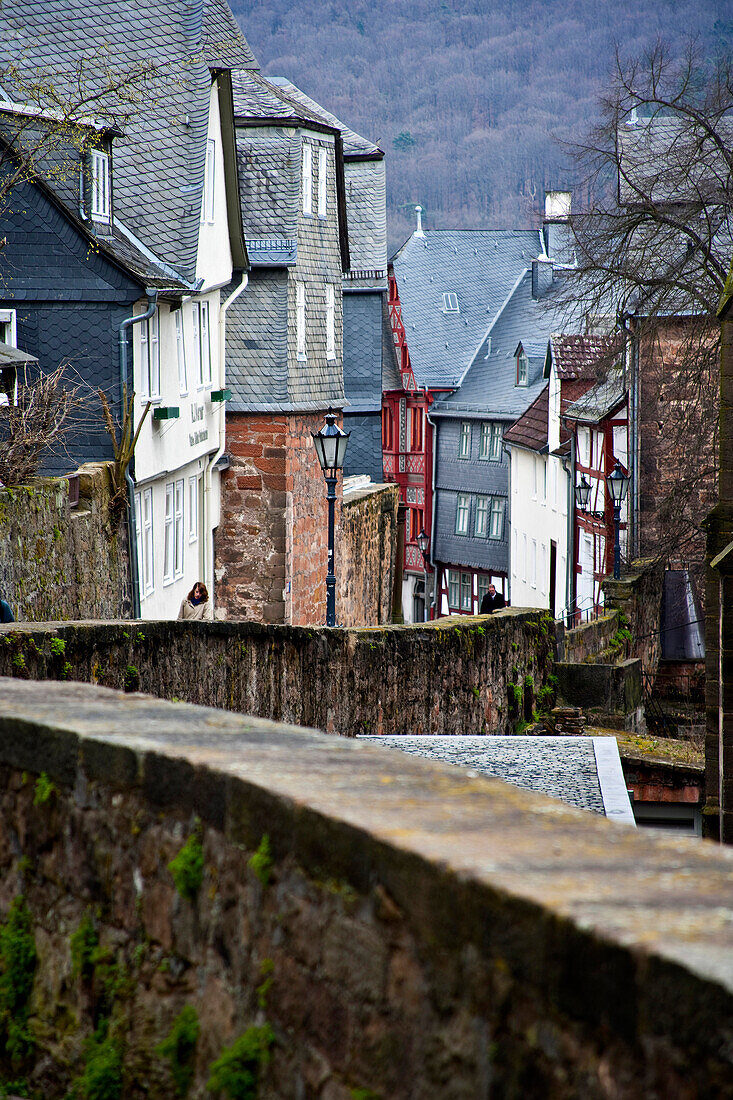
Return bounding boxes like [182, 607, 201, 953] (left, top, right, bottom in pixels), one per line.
[562, 418, 576, 626]
[204, 271, 248, 605]
[426, 391, 438, 618]
[119, 289, 158, 619]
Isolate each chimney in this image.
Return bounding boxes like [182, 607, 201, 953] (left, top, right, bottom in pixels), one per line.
[414, 205, 425, 239]
[532, 257, 554, 299]
[543, 190, 573, 264]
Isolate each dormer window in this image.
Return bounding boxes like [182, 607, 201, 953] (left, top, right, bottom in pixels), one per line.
[516, 346, 529, 386]
[90, 150, 110, 220]
[442, 292, 459, 313]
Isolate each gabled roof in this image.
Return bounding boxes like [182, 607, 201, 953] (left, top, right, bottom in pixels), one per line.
[391, 229, 544, 389]
[545, 333, 622, 381]
[432, 269, 569, 420]
[503, 384, 549, 452]
[267, 78, 383, 160]
[563, 366, 627, 424]
[0, 0, 256, 283]
[231, 70, 336, 131]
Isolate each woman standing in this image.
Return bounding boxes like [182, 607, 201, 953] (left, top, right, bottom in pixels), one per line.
[178, 581, 212, 621]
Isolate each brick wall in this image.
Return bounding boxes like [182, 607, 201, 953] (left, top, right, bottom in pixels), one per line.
[339, 482, 399, 627]
[0, 463, 130, 621]
[286, 411, 333, 626]
[1, 678, 732, 1098]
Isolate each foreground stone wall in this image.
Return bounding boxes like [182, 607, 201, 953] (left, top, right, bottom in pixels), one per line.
[0, 609, 555, 736]
[0, 463, 130, 622]
[0, 679, 731, 1099]
[339, 482, 399, 627]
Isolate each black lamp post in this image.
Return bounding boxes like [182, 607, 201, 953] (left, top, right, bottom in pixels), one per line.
[312, 410, 350, 626]
[574, 474, 591, 511]
[607, 461, 630, 580]
[417, 527, 430, 622]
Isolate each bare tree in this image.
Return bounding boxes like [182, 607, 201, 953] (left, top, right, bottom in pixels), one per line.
[0, 363, 83, 485]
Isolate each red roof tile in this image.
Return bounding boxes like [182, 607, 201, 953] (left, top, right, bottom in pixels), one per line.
[504, 384, 549, 452]
[549, 334, 622, 380]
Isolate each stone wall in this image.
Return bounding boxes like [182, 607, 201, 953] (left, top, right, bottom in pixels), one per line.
[0, 678, 731, 1099]
[603, 558, 665, 681]
[555, 658, 644, 731]
[0, 609, 556, 736]
[339, 482, 399, 627]
[560, 611, 620, 664]
[0, 463, 130, 622]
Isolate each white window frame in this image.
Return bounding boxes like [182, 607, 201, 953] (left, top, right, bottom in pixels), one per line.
[459, 421, 471, 458]
[517, 350, 529, 386]
[139, 487, 154, 597]
[477, 574, 489, 608]
[91, 150, 110, 219]
[455, 493, 470, 535]
[202, 138, 216, 224]
[175, 309, 188, 396]
[139, 310, 160, 401]
[189, 476, 199, 543]
[302, 143, 312, 215]
[296, 282, 306, 361]
[326, 283, 335, 360]
[442, 292, 459, 313]
[174, 478, 185, 580]
[490, 422, 503, 460]
[448, 569, 460, 609]
[0, 308, 18, 405]
[460, 572, 473, 611]
[195, 301, 211, 388]
[475, 495, 489, 538]
[318, 146, 327, 217]
[163, 482, 174, 586]
[489, 497, 505, 540]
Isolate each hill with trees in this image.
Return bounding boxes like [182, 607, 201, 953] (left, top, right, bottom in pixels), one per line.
[231, 0, 730, 251]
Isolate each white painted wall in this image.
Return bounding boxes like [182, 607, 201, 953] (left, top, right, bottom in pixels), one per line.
[508, 447, 568, 614]
[196, 80, 234, 291]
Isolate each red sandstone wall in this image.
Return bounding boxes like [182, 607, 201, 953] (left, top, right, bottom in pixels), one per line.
[286, 412, 333, 626]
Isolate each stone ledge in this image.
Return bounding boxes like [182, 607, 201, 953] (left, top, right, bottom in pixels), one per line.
[0, 675, 732, 1081]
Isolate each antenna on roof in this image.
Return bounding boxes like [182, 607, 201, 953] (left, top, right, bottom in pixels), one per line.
[414, 205, 425, 239]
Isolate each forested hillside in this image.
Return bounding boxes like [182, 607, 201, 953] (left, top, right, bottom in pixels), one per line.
[231, 0, 730, 251]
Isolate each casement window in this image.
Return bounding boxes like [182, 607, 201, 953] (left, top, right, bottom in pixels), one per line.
[460, 572, 473, 611]
[91, 150, 110, 219]
[382, 405, 393, 450]
[302, 143, 312, 215]
[174, 479, 184, 579]
[448, 569, 460, 610]
[189, 476, 198, 542]
[489, 497, 505, 540]
[442, 292, 459, 313]
[296, 283, 306, 360]
[475, 495, 489, 538]
[459, 421, 471, 458]
[325, 284, 335, 360]
[408, 507, 423, 543]
[202, 138, 216, 224]
[136, 487, 154, 597]
[479, 422, 502, 461]
[139, 310, 160, 401]
[530, 539, 537, 588]
[410, 406, 423, 451]
[578, 426, 591, 467]
[163, 482, 174, 585]
[477, 574, 489, 608]
[175, 310, 188, 395]
[318, 146, 327, 216]
[455, 492, 470, 535]
[193, 301, 211, 388]
[516, 349, 529, 386]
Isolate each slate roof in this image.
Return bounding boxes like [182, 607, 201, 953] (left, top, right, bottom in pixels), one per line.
[224, 268, 288, 412]
[231, 70, 333, 130]
[503, 384, 549, 452]
[391, 229, 544, 389]
[0, 0, 257, 284]
[563, 366, 627, 424]
[546, 333, 622, 381]
[234, 128, 299, 242]
[358, 735, 635, 821]
[432, 270, 569, 419]
[267, 78, 383, 160]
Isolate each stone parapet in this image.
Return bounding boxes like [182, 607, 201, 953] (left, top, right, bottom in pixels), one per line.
[0, 678, 731, 1098]
[555, 658, 644, 731]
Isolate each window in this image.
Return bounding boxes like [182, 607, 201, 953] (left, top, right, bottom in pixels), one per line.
[382, 405, 393, 450]
[193, 301, 211, 388]
[477, 574, 489, 608]
[578, 426, 591, 467]
[174, 479, 184, 579]
[475, 496, 489, 538]
[318, 146, 327, 216]
[516, 349, 528, 386]
[459, 421, 471, 458]
[326, 284, 335, 360]
[442, 292, 459, 313]
[479, 422, 502, 461]
[410, 406, 423, 451]
[91, 151, 110, 219]
[136, 487, 154, 597]
[460, 572, 473, 611]
[202, 138, 215, 224]
[455, 493, 470, 535]
[302, 143, 312, 215]
[296, 283, 306, 360]
[189, 476, 198, 542]
[163, 482, 174, 585]
[175, 310, 187, 395]
[448, 569, 460, 609]
[0, 308, 17, 405]
[139, 310, 160, 401]
[489, 497, 505, 540]
[530, 538, 537, 588]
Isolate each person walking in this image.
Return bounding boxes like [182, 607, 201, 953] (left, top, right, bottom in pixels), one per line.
[480, 583, 506, 614]
[177, 581, 212, 621]
[0, 591, 14, 622]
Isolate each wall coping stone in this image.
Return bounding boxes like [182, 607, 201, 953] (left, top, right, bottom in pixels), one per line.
[1, 675, 732, 1066]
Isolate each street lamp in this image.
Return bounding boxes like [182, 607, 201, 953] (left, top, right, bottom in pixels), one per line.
[417, 527, 430, 622]
[312, 409, 350, 626]
[607, 461, 630, 580]
[574, 474, 591, 511]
